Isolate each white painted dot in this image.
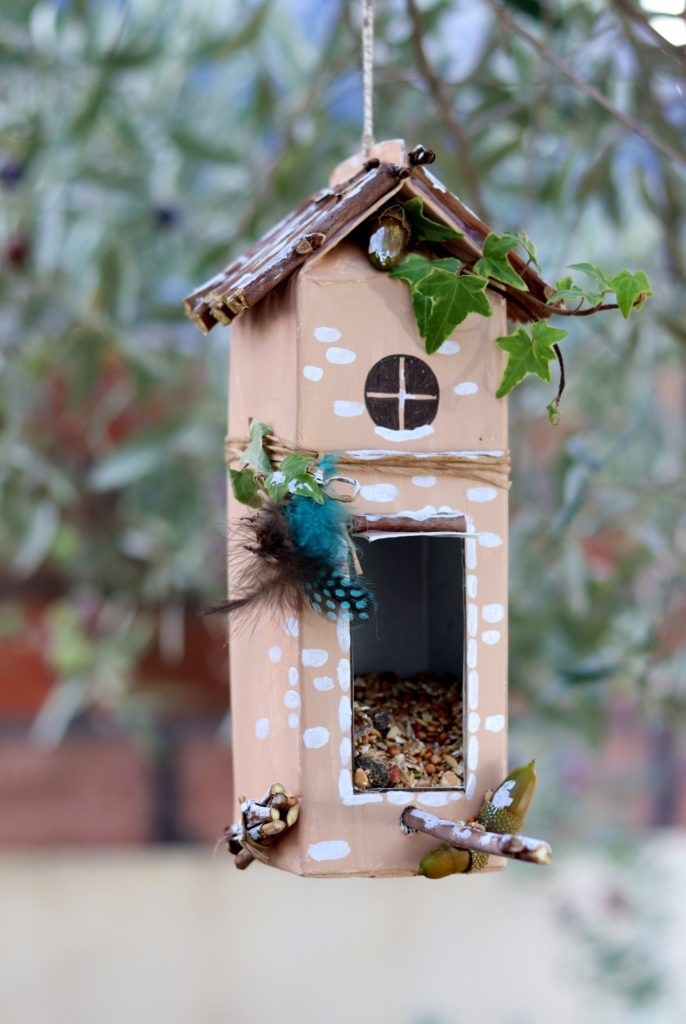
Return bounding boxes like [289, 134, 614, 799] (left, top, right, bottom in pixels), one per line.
[466, 773, 477, 799]
[478, 532, 503, 548]
[411, 475, 436, 488]
[467, 603, 478, 638]
[314, 326, 341, 343]
[453, 382, 479, 395]
[340, 737, 351, 765]
[334, 400, 365, 418]
[482, 630, 501, 645]
[485, 714, 505, 733]
[255, 718, 270, 740]
[385, 791, 416, 805]
[374, 424, 434, 442]
[283, 617, 299, 638]
[338, 695, 352, 732]
[467, 574, 478, 599]
[326, 347, 357, 365]
[268, 646, 282, 663]
[468, 711, 481, 733]
[468, 670, 479, 710]
[360, 483, 398, 503]
[339, 768, 353, 799]
[336, 614, 350, 653]
[308, 839, 351, 862]
[288, 667, 299, 686]
[467, 487, 498, 503]
[303, 726, 330, 749]
[337, 658, 350, 692]
[437, 340, 460, 355]
[288, 713, 299, 729]
[468, 638, 478, 669]
[313, 675, 334, 691]
[418, 792, 462, 807]
[303, 365, 324, 381]
[284, 690, 301, 709]
[302, 648, 328, 668]
[465, 538, 477, 570]
[468, 736, 479, 771]
[483, 603, 504, 623]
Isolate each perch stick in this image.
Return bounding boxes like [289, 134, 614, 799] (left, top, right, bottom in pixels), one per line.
[351, 515, 467, 534]
[401, 806, 552, 865]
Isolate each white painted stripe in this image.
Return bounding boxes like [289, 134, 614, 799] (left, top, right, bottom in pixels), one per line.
[326, 347, 356, 364]
[302, 365, 323, 381]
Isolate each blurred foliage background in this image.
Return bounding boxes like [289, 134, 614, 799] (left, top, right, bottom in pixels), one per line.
[0, 0, 684, 817]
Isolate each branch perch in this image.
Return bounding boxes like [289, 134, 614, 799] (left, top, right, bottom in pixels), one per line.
[401, 806, 552, 866]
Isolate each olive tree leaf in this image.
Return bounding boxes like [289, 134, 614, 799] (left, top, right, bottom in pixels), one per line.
[496, 322, 568, 398]
[241, 419, 272, 473]
[403, 197, 463, 242]
[474, 232, 528, 290]
[610, 269, 653, 319]
[230, 468, 262, 508]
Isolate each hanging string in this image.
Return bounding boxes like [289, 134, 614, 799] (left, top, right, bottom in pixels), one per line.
[361, 0, 375, 158]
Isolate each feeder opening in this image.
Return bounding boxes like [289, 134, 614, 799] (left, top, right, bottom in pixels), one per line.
[351, 534, 465, 791]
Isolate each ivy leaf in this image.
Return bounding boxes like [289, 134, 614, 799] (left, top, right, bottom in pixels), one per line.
[511, 230, 541, 271]
[568, 262, 613, 288]
[610, 269, 653, 319]
[389, 252, 460, 287]
[418, 269, 492, 354]
[474, 232, 528, 291]
[391, 256, 489, 353]
[403, 197, 463, 242]
[287, 475, 325, 504]
[548, 276, 604, 307]
[280, 452, 315, 478]
[230, 468, 262, 508]
[241, 419, 272, 473]
[495, 322, 568, 398]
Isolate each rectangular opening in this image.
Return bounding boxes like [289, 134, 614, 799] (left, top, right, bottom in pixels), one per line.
[351, 532, 465, 791]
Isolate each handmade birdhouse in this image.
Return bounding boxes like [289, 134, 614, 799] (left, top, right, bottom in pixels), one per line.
[184, 141, 554, 877]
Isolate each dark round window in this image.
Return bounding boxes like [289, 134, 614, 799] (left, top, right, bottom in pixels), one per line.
[364, 354, 439, 430]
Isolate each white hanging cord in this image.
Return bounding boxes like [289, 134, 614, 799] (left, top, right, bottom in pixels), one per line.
[361, 0, 375, 158]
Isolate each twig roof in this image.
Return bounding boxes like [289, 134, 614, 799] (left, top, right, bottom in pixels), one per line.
[183, 146, 553, 333]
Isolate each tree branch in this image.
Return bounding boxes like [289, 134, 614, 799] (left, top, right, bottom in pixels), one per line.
[483, 0, 686, 169]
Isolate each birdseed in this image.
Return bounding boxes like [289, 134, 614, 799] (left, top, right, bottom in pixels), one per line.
[353, 671, 464, 790]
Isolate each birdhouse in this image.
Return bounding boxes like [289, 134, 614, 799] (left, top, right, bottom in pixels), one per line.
[184, 140, 554, 877]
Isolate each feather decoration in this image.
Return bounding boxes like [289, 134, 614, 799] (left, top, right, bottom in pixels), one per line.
[214, 490, 374, 627]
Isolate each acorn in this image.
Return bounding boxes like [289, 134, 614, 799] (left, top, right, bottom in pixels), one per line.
[418, 843, 471, 879]
[478, 760, 537, 835]
[367, 205, 411, 270]
[469, 759, 538, 873]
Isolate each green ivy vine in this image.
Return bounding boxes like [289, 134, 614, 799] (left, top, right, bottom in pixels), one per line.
[369, 200, 653, 422]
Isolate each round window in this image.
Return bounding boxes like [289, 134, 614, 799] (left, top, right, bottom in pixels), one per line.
[364, 354, 439, 430]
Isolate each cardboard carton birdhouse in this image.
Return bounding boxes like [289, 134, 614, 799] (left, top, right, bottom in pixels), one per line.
[184, 141, 554, 877]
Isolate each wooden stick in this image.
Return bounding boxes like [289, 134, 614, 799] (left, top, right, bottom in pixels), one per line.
[352, 514, 467, 534]
[401, 806, 552, 865]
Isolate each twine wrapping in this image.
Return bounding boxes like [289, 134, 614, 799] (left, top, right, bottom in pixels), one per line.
[225, 434, 510, 490]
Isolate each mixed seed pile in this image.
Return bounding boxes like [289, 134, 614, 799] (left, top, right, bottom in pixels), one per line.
[353, 671, 464, 790]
